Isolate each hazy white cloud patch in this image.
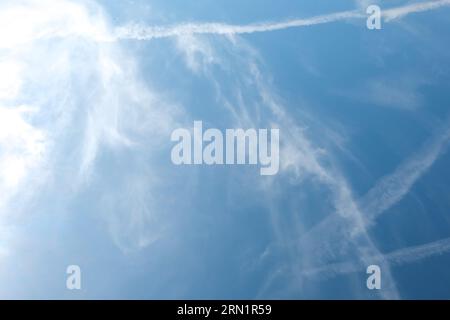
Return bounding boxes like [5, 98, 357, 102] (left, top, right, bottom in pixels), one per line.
[341, 75, 428, 110]
[0, 0, 112, 49]
[175, 34, 219, 74]
[0, 0, 182, 255]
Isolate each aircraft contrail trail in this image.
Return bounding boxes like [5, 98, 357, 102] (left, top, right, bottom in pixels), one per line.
[114, 0, 450, 40]
[295, 113, 450, 249]
[303, 236, 450, 278]
[362, 122, 450, 224]
[383, 0, 450, 21]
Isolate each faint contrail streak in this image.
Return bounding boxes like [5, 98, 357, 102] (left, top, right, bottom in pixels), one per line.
[115, 0, 450, 40]
[303, 236, 450, 278]
[362, 122, 450, 224]
[384, 0, 450, 21]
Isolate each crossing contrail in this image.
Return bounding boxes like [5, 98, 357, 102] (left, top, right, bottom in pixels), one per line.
[115, 0, 450, 40]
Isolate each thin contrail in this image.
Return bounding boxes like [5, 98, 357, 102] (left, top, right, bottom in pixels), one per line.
[303, 236, 450, 278]
[384, 0, 450, 21]
[387, 237, 450, 264]
[362, 121, 450, 223]
[115, 0, 450, 40]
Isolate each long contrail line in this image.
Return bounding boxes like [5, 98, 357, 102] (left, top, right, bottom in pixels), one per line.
[115, 0, 450, 40]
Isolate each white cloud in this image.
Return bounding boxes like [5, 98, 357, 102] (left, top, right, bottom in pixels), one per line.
[0, 0, 182, 255]
[176, 34, 218, 73]
[0, 107, 46, 205]
[0, 0, 112, 50]
[0, 61, 23, 100]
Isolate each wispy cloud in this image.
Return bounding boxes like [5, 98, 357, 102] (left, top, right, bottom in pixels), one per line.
[0, 0, 182, 255]
[173, 33, 402, 298]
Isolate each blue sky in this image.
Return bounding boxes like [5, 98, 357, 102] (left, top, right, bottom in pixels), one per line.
[0, 0, 450, 299]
